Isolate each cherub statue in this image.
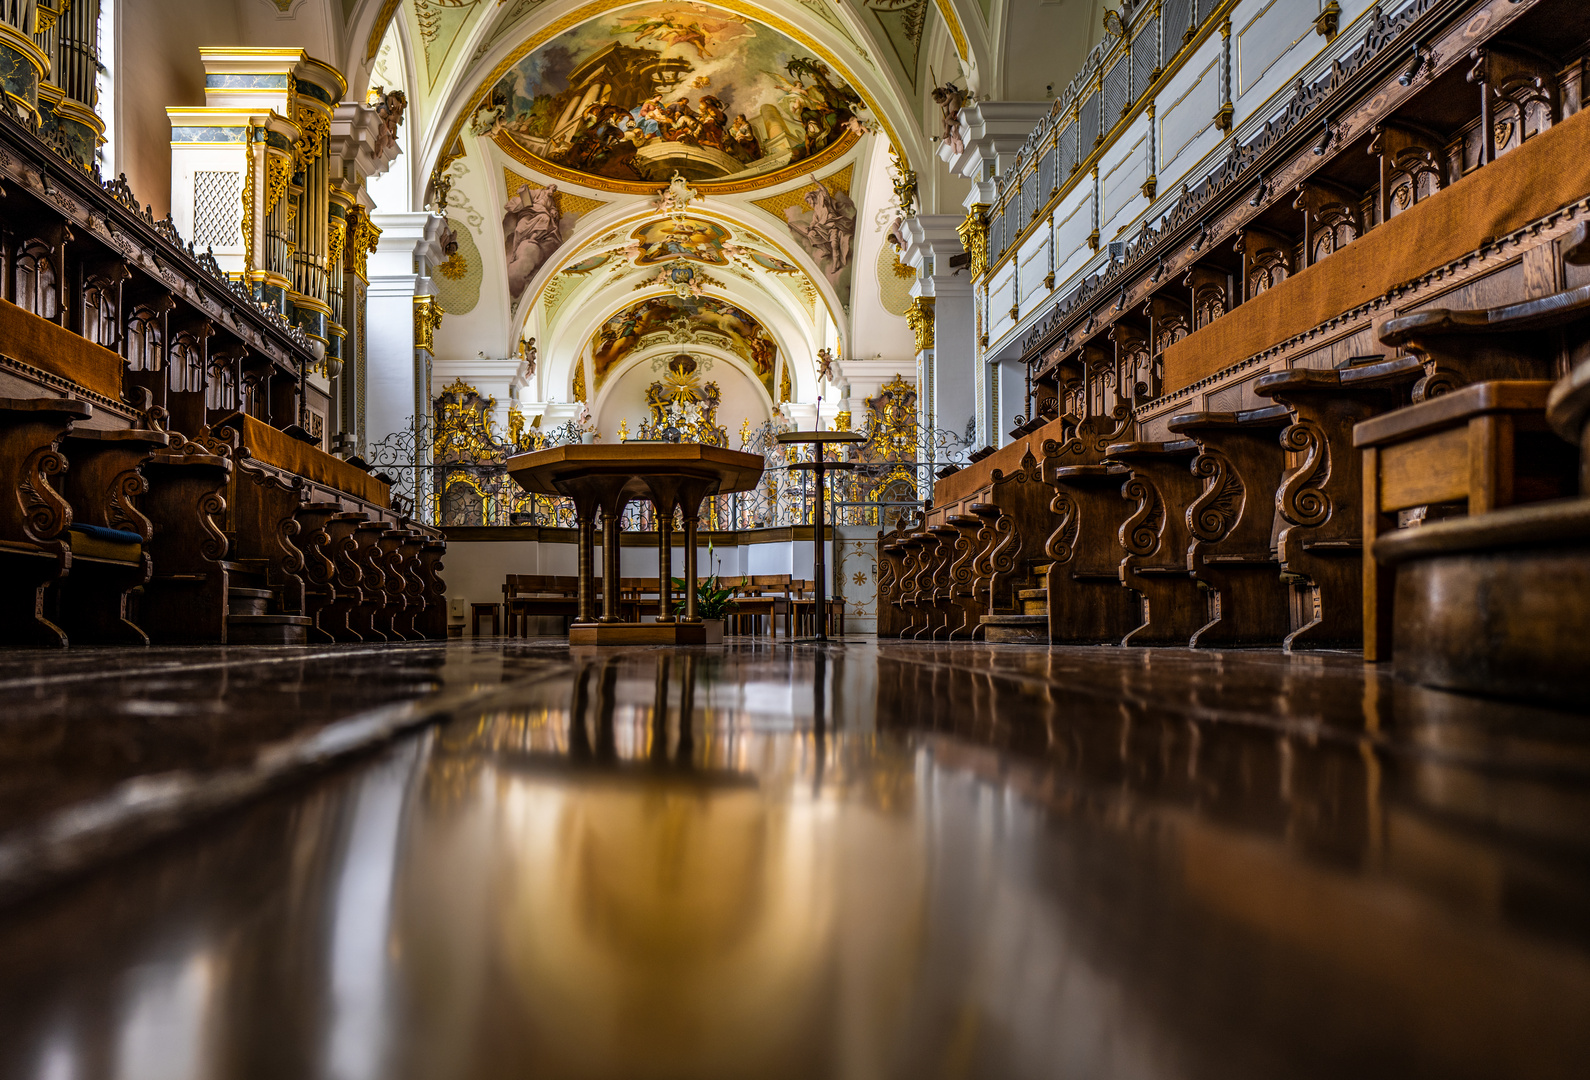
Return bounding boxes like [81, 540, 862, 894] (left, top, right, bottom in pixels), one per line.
[929, 79, 969, 155]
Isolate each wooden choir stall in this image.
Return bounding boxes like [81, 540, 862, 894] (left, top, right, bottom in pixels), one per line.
[878, 0, 1590, 709]
[0, 87, 446, 648]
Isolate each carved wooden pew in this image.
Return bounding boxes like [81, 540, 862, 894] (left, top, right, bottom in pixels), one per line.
[966, 450, 1053, 643]
[1104, 439, 1206, 647]
[1366, 358, 1590, 707]
[1357, 379, 1577, 659]
[923, 524, 966, 640]
[941, 514, 985, 640]
[139, 444, 232, 644]
[1253, 356, 1422, 650]
[901, 530, 942, 639]
[1379, 284, 1590, 400]
[1165, 405, 1294, 647]
[351, 520, 392, 642]
[378, 528, 418, 641]
[321, 511, 371, 641]
[0, 397, 93, 646]
[418, 539, 448, 639]
[895, 532, 931, 638]
[292, 500, 342, 643]
[52, 425, 171, 645]
[1042, 462, 1138, 645]
[876, 522, 914, 638]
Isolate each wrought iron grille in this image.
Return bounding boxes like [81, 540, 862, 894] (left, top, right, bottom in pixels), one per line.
[365, 417, 972, 532]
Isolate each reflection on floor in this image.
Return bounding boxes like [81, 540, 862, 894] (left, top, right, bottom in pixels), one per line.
[0, 640, 1587, 1080]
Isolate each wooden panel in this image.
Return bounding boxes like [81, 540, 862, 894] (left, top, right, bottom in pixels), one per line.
[1379, 427, 1471, 511]
[1163, 105, 1590, 393]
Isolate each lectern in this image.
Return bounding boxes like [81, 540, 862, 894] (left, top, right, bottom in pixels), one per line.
[506, 443, 764, 645]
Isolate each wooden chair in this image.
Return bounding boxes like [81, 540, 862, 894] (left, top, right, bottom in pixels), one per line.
[139, 445, 233, 645]
[1357, 380, 1577, 660]
[788, 578, 845, 637]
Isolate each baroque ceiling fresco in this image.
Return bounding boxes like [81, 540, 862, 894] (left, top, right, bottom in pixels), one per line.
[468, 2, 868, 187]
[361, 0, 960, 421]
[589, 294, 778, 396]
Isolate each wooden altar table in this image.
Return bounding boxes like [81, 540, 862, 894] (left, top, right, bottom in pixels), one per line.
[506, 444, 765, 645]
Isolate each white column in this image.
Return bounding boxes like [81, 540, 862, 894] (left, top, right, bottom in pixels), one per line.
[366, 212, 444, 449]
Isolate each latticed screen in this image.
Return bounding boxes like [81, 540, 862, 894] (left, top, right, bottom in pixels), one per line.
[191, 170, 242, 250]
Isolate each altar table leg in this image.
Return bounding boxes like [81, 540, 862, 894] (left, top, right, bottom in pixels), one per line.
[657, 506, 675, 623]
[601, 507, 620, 624]
[575, 512, 596, 624]
[682, 511, 700, 623]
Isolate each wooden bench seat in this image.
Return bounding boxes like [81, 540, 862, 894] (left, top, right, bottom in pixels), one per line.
[1105, 440, 1206, 647]
[1166, 405, 1294, 648]
[1253, 356, 1423, 650]
[1043, 463, 1139, 645]
[0, 397, 94, 646]
[1358, 380, 1579, 660]
[51, 426, 170, 645]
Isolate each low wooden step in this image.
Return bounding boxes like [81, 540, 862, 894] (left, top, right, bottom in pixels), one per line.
[979, 613, 1049, 644]
[228, 613, 312, 646]
[228, 587, 274, 617]
[1017, 588, 1048, 617]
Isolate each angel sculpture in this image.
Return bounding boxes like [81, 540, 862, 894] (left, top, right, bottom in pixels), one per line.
[816, 348, 838, 384]
[930, 79, 969, 155]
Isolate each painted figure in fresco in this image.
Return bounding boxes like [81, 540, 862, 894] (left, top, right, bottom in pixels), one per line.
[484, 3, 867, 182]
[729, 114, 761, 162]
[503, 183, 564, 302]
[610, 9, 748, 60]
[785, 178, 857, 281]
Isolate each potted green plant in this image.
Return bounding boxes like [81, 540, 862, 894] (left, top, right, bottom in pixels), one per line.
[672, 572, 736, 644]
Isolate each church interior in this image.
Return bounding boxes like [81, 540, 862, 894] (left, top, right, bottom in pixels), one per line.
[1, 0, 1589, 1075]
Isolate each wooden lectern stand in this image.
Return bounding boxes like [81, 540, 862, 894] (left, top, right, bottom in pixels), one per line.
[506, 444, 764, 645]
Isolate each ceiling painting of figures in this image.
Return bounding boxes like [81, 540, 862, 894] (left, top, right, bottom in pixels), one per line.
[590, 294, 778, 397]
[630, 217, 734, 265]
[469, 2, 868, 189]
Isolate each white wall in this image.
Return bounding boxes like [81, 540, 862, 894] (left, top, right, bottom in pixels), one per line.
[443, 533, 850, 635]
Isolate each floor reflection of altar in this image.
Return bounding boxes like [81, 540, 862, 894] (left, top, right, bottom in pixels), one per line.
[507, 444, 765, 645]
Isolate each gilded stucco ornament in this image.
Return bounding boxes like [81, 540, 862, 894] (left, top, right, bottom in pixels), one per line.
[413, 295, 444, 353]
[956, 204, 989, 279]
[907, 297, 935, 352]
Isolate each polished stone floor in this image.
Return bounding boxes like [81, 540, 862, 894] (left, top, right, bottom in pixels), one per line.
[0, 639, 1587, 1080]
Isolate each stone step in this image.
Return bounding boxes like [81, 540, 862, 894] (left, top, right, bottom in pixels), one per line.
[979, 613, 1049, 645]
[228, 587, 274, 617]
[228, 614, 312, 646]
